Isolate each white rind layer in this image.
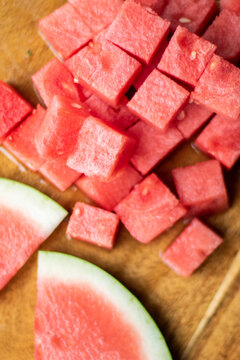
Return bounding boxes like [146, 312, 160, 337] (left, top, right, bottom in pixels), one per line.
[38, 251, 172, 360]
[0, 178, 68, 237]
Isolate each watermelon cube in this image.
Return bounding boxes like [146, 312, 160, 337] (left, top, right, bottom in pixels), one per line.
[172, 160, 229, 217]
[66, 202, 119, 249]
[3, 105, 46, 171]
[39, 3, 93, 61]
[32, 58, 83, 106]
[66, 32, 142, 107]
[105, 0, 170, 65]
[158, 26, 216, 87]
[67, 116, 137, 178]
[128, 69, 189, 131]
[195, 114, 240, 169]
[162, 218, 223, 277]
[35, 95, 88, 160]
[69, 0, 123, 35]
[161, 0, 217, 35]
[128, 120, 183, 175]
[115, 173, 187, 243]
[175, 102, 214, 139]
[137, 0, 166, 15]
[203, 10, 240, 64]
[0, 81, 32, 142]
[192, 55, 240, 120]
[76, 164, 142, 211]
[220, 0, 240, 15]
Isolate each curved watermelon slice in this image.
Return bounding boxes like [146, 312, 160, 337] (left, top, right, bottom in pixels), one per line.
[0, 179, 67, 290]
[35, 251, 172, 360]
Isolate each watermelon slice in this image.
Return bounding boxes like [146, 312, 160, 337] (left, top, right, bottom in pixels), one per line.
[32, 58, 83, 106]
[35, 251, 173, 359]
[138, 0, 166, 15]
[76, 164, 142, 211]
[128, 69, 189, 131]
[3, 105, 46, 171]
[158, 26, 216, 87]
[67, 202, 120, 249]
[0, 80, 32, 142]
[162, 218, 223, 277]
[195, 114, 240, 169]
[39, 3, 93, 60]
[172, 160, 229, 217]
[192, 55, 240, 120]
[128, 120, 183, 175]
[203, 9, 240, 64]
[115, 173, 187, 243]
[67, 116, 137, 179]
[220, 0, 240, 15]
[0, 179, 67, 290]
[105, 0, 170, 64]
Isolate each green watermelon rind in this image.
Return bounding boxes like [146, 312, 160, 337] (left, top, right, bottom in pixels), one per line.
[38, 251, 173, 360]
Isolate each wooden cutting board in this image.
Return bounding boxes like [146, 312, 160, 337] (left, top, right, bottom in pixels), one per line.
[0, 1, 239, 359]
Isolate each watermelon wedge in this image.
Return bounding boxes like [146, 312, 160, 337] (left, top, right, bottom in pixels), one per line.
[35, 251, 173, 360]
[0, 179, 67, 290]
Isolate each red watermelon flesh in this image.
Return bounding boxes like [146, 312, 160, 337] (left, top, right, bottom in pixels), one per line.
[172, 160, 229, 217]
[32, 58, 83, 106]
[158, 26, 216, 87]
[128, 120, 183, 175]
[0, 81, 32, 142]
[137, 0, 166, 15]
[35, 95, 88, 160]
[191, 55, 240, 120]
[76, 164, 142, 211]
[220, 0, 240, 15]
[69, 0, 123, 34]
[115, 173, 187, 243]
[161, 0, 217, 35]
[39, 3, 93, 61]
[128, 69, 189, 131]
[203, 9, 240, 64]
[162, 218, 223, 277]
[105, 0, 170, 65]
[195, 114, 240, 169]
[67, 116, 137, 178]
[175, 102, 214, 139]
[67, 202, 120, 249]
[3, 105, 46, 172]
[65, 31, 142, 107]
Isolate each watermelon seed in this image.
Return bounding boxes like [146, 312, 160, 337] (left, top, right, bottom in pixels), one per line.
[190, 51, 197, 60]
[73, 78, 79, 83]
[142, 186, 150, 196]
[179, 17, 192, 24]
[177, 110, 186, 121]
[210, 61, 217, 71]
[71, 103, 82, 109]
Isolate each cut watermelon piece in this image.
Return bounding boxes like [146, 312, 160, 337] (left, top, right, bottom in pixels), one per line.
[67, 116, 137, 178]
[32, 58, 83, 106]
[69, 0, 123, 34]
[162, 218, 223, 277]
[67, 202, 120, 249]
[0, 81, 32, 142]
[128, 69, 189, 131]
[158, 26, 216, 87]
[0, 179, 67, 290]
[76, 164, 142, 211]
[203, 10, 240, 64]
[128, 120, 183, 175]
[172, 160, 229, 217]
[195, 114, 240, 169]
[137, 0, 166, 15]
[175, 102, 214, 139]
[192, 55, 240, 120]
[220, 0, 240, 15]
[161, 0, 217, 34]
[65, 31, 142, 107]
[115, 173, 186, 243]
[35, 95, 88, 160]
[35, 251, 173, 359]
[105, 0, 170, 64]
[39, 4, 93, 61]
[3, 105, 46, 171]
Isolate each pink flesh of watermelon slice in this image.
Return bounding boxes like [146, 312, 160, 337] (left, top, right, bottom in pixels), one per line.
[137, 0, 166, 15]
[162, 218, 223, 277]
[0, 81, 33, 142]
[76, 164, 142, 211]
[220, 0, 240, 15]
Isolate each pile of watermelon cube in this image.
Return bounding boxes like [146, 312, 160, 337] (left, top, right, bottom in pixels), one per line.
[1, 0, 240, 277]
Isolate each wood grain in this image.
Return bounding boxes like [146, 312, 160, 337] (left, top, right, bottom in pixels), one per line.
[0, 1, 239, 359]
